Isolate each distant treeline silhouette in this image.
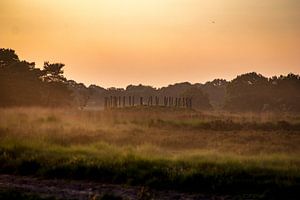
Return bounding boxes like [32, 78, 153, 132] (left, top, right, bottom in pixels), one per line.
[0, 48, 71, 107]
[1, 48, 300, 112]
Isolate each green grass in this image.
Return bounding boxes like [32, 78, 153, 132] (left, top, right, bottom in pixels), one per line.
[0, 107, 300, 198]
[147, 118, 300, 131]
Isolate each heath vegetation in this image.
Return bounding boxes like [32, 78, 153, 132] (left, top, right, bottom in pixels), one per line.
[0, 107, 299, 198]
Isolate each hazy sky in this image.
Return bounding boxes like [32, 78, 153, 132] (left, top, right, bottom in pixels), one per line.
[1, 0, 300, 88]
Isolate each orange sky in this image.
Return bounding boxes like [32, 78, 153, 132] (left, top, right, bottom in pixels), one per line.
[1, 0, 300, 88]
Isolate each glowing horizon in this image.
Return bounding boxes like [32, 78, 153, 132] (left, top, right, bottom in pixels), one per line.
[1, 0, 299, 88]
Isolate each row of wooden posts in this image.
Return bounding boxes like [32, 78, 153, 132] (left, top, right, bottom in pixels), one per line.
[104, 96, 192, 109]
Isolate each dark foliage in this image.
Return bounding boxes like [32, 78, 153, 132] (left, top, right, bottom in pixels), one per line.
[224, 72, 300, 112]
[0, 48, 72, 107]
[1, 48, 299, 111]
[199, 79, 229, 109]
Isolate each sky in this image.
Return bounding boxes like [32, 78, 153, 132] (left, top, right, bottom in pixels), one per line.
[1, 0, 300, 88]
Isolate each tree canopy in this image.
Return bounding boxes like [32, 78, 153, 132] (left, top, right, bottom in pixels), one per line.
[1, 48, 299, 112]
[0, 48, 72, 107]
[224, 72, 300, 112]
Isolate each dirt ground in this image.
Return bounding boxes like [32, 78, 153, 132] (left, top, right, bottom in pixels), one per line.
[0, 174, 244, 200]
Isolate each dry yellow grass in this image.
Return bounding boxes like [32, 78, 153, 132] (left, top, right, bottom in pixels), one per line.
[0, 107, 299, 158]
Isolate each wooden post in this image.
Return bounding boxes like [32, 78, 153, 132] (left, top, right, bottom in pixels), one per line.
[114, 96, 117, 108]
[164, 96, 168, 106]
[104, 97, 108, 109]
[155, 96, 159, 106]
[186, 98, 189, 108]
[123, 96, 126, 107]
[187, 98, 192, 109]
[132, 96, 135, 106]
[110, 96, 113, 108]
[140, 97, 143, 106]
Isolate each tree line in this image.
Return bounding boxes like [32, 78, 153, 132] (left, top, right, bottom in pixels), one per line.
[1, 48, 299, 112]
[0, 49, 71, 107]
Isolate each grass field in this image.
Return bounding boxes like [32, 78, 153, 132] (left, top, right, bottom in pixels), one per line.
[0, 107, 300, 198]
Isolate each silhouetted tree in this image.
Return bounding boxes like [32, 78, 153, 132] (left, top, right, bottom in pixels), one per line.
[224, 72, 300, 112]
[42, 62, 66, 82]
[2, 48, 300, 112]
[41, 62, 71, 106]
[181, 86, 212, 110]
[0, 49, 43, 106]
[0, 48, 72, 107]
[200, 79, 228, 109]
[0, 48, 19, 67]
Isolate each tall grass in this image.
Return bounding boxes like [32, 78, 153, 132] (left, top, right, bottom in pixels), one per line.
[0, 107, 299, 197]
